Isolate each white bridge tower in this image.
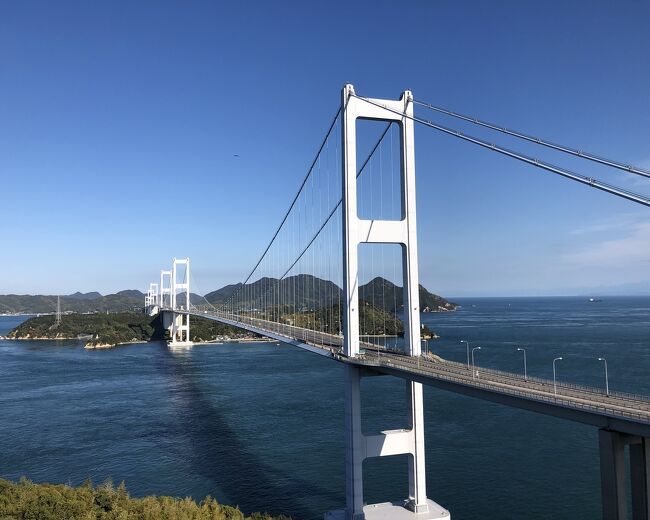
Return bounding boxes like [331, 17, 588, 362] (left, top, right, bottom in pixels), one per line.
[160, 270, 172, 309]
[169, 257, 192, 347]
[328, 85, 449, 520]
[147, 283, 159, 316]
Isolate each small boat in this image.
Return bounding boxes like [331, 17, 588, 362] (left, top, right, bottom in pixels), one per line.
[588, 298, 602, 303]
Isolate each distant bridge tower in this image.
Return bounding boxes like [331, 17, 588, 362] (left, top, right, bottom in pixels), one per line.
[328, 85, 449, 520]
[160, 270, 172, 309]
[147, 283, 159, 316]
[169, 257, 192, 347]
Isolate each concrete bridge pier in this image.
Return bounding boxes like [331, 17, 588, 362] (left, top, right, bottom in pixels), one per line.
[599, 429, 650, 519]
[161, 309, 192, 347]
[169, 311, 191, 346]
[161, 310, 175, 340]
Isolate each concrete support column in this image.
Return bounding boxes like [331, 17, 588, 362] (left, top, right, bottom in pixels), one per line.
[407, 380, 428, 512]
[162, 310, 173, 337]
[344, 365, 365, 520]
[631, 438, 650, 520]
[599, 429, 628, 520]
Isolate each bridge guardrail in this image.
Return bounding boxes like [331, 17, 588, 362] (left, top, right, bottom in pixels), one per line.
[393, 354, 650, 413]
[439, 357, 650, 404]
[374, 356, 650, 422]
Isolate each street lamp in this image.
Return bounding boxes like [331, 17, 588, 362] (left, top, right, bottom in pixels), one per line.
[553, 357, 563, 398]
[421, 339, 429, 356]
[598, 357, 609, 396]
[461, 340, 470, 370]
[471, 346, 481, 379]
[517, 347, 527, 381]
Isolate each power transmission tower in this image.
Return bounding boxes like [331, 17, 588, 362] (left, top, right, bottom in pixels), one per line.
[55, 295, 61, 327]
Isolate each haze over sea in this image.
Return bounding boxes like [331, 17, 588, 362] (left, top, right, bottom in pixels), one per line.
[2, 296, 650, 519]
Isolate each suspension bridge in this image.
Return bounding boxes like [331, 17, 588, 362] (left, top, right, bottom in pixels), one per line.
[144, 85, 650, 520]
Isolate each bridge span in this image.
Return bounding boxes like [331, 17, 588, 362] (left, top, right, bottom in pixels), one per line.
[159, 304, 650, 519]
[147, 84, 650, 520]
[183, 307, 650, 438]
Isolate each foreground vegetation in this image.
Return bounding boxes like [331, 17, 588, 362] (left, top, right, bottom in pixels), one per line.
[0, 478, 289, 520]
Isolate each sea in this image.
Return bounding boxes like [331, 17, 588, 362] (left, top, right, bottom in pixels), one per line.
[2, 296, 650, 519]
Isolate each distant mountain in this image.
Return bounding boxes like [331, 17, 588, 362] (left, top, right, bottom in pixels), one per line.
[359, 277, 458, 313]
[204, 283, 242, 303]
[174, 292, 208, 307]
[67, 291, 102, 300]
[204, 274, 456, 313]
[0, 290, 145, 314]
[205, 275, 340, 311]
[0, 277, 456, 316]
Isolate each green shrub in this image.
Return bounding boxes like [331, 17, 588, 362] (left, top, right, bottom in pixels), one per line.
[0, 478, 290, 520]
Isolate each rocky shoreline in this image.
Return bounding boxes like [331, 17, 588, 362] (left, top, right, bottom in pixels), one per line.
[3, 333, 272, 350]
[3, 334, 81, 341]
[83, 340, 142, 350]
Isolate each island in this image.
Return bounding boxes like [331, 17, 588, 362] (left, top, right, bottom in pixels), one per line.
[4, 277, 456, 348]
[6, 312, 254, 349]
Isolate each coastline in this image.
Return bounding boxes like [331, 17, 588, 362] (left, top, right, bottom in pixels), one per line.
[2, 334, 271, 349]
[84, 340, 143, 350]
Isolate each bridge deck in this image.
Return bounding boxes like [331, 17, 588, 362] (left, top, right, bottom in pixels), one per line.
[167, 307, 650, 438]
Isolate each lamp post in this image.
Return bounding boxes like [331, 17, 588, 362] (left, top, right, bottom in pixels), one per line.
[517, 347, 527, 381]
[471, 346, 481, 379]
[598, 357, 609, 396]
[461, 340, 470, 370]
[553, 357, 563, 398]
[421, 339, 429, 356]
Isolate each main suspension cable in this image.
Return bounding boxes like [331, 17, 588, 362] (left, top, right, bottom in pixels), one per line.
[220, 104, 347, 314]
[240, 106, 342, 288]
[219, 121, 392, 314]
[278, 122, 393, 280]
[414, 99, 650, 179]
[354, 94, 650, 208]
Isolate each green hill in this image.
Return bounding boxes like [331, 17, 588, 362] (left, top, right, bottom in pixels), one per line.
[0, 277, 456, 317]
[205, 275, 340, 311]
[205, 275, 456, 313]
[0, 290, 145, 314]
[205, 283, 243, 303]
[7, 312, 243, 347]
[358, 277, 458, 313]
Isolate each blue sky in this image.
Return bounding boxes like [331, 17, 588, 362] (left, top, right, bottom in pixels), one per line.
[1, 1, 649, 296]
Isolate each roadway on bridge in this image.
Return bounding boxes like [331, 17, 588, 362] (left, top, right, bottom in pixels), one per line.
[180, 306, 650, 437]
